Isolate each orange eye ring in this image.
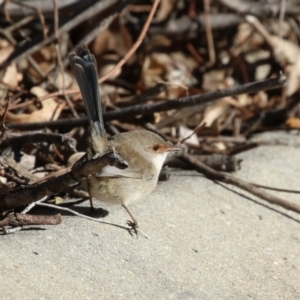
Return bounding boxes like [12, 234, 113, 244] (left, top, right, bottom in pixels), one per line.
[153, 145, 159, 151]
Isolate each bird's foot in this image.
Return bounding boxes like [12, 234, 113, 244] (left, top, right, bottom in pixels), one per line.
[126, 220, 139, 236]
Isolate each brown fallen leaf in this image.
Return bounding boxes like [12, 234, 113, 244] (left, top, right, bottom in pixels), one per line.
[0, 39, 14, 64]
[2, 63, 23, 88]
[286, 117, 300, 129]
[6, 86, 65, 124]
[246, 15, 300, 97]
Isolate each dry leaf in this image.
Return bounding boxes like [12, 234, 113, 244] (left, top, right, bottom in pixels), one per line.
[0, 40, 14, 64]
[67, 152, 85, 168]
[4, 157, 37, 181]
[271, 36, 300, 66]
[2, 63, 23, 88]
[246, 15, 300, 67]
[286, 117, 300, 129]
[155, 0, 176, 21]
[286, 54, 300, 96]
[178, 126, 200, 146]
[202, 99, 231, 127]
[202, 70, 226, 91]
[138, 52, 196, 96]
[54, 196, 65, 204]
[20, 153, 36, 171]
[6, 86, 65, 123]
[49, 71, 73, 90]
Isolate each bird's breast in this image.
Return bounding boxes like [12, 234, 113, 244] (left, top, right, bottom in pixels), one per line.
[88, 172, 158, 206]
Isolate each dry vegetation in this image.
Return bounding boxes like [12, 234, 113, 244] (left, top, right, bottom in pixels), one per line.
[1, 0, 300, 233]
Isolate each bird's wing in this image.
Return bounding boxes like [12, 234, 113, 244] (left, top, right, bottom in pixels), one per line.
[95, 166, 152, 180]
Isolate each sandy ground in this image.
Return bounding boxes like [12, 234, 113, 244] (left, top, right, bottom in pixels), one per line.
[1, 132, 300, 300]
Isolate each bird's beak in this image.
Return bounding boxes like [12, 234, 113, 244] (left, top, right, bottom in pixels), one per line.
[165, 145, 182, 152]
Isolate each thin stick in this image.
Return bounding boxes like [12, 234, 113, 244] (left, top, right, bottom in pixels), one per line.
[12, 0, 48, 38]
[203, 0, 216, 67]
[180, 153, 300, 214]
[0, 212, 61, 227]
[100, 0, 160, 83]
[180, 122, 206, 144]
[36, 202, 149, 238]
[0, 98, 10, 130]
[7, 75, 286, 131]
[0, 131, 77, 152]
[251, 183, 300, 194]
[279, 0, 287, 39]
[1, 196, 48, 234]
[52, 0, 79, 118]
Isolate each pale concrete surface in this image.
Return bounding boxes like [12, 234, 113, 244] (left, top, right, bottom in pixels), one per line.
[1, 132, 300, 300]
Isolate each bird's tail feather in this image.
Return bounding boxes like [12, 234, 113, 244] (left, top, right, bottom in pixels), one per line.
[68, 45, 105, 138]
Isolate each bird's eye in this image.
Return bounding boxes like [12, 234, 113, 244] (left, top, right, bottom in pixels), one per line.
[153, 145, 159, 151]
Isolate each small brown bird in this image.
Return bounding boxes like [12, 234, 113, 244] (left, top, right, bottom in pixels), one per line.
[68, 45, 179, 232]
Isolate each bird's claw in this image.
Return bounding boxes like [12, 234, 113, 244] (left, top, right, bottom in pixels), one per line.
[126, 220, 139, 236]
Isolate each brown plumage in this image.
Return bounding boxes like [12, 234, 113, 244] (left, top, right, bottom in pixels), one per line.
[68, 45, 179, 231]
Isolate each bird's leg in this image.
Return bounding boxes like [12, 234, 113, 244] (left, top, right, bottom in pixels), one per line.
[122, 204, 139, 235]
[86, 182, 95, 211]
[87, 195, 108, 217]
[89, 196, 95, 211]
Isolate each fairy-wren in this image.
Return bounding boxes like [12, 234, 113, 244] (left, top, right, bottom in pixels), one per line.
[68, 45, 179, 231]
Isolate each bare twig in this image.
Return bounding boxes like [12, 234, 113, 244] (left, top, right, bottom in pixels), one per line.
[103, 74, 286, 120]
[99, 0, 160, 83]
[168, 154, 242, 173]
[78, 8, 118, 46]
[180, 152, 300, 214]
[0, 212, 61, 227]
[180, 122, 206, 144]
[218, 0, 300, 17]
[0, 196, 48, 234]
[12, 0, 48, 38]
[3, 156, 37, 182]
[0, 98, 10, 131]
[0, 131, 77, 152]
[52, 0, 79, 118]
[36, 202, 149, 238]
[7, 75, 286, 131]
[251, 183, 300, 194]
[279, 0, 287, 39]
[186, 42, 205, 65]
[203, 0, 216, 67]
